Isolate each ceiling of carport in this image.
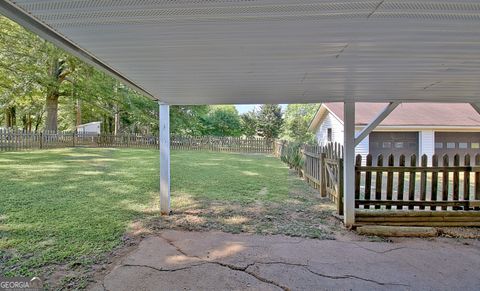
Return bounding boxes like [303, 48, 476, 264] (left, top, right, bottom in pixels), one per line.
[2, 0, 480, 104]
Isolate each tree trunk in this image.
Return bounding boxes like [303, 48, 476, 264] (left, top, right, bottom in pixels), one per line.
[113, 85, 119, 135]
[76, 99, 82, 127]
[34, 113, 42, 132]
[5, 108, 11, 128]
[5, 106, 16, 128]
[46, 93, 59, 131]
[114, 106, 120, 135]
[27, 115, 32, 132]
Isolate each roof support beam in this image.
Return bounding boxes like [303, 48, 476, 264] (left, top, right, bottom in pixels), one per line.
[0, 1, 157, 100]
[343, 101, 356, 227]
[354, 102, 400, 147]
[470, 103, 480, 116]
[159, 102, 171, 215]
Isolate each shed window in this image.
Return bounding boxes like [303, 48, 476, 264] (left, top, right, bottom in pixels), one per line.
[327, 128, 332, 142]
[435, 142, 443, 149]
[459, 143, 468, 149]
[446, 142, 456, 149]
[472, 143, 480, 149]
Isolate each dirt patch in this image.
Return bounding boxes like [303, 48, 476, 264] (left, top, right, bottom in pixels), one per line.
[32, 222, 148, 290]
[147, 170, 344, 239]
[438, 227, 480, 239]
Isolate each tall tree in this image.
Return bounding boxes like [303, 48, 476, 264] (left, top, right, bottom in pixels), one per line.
[45, 54, 76, 131]
[0, 17, 45, 130]
[202, 105, 242, 136]
[240, 110, 258, 137]
[256, 104, 283, 139]
[170, 105, 209, 136]
[0, 16, 77, 131]
[281, 104, 319, 143]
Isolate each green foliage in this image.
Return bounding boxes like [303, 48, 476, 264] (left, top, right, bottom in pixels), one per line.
[254, 104, 284, 139]
[240, 110, 258, 137]
[0, 17, 51, 130]
[170, 105, 209, 136]
[237, 104, 284, 138]
[280, 142, 304, 169]
[201, 105, 242, 136]
[281, 104, 319, 143]
[0, 16, 158, 133]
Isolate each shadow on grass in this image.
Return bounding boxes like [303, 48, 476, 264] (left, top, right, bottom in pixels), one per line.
[0, 148, 342, 289]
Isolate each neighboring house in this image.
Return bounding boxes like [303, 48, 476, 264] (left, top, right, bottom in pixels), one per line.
[309, 103, 480, 164]
[76, 121, 101, 134]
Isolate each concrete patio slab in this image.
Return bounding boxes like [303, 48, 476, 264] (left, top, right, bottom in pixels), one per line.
[92, 230, 480, 291]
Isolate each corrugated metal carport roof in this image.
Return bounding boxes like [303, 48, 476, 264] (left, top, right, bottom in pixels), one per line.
[2, 0, 480, 104]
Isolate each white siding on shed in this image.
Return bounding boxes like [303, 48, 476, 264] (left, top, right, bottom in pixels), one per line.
[355, 131, 369, 161]
[77, 122, 101, 134]
[315, 112, 343, 146]
[314, 113, 368, 161]
[419, 130, 435, 165]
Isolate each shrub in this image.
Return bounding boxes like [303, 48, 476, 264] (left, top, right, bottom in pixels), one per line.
[280, 142, 304, 169]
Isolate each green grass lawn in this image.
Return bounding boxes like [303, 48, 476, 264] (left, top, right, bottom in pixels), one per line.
[0, 148, 337, 288]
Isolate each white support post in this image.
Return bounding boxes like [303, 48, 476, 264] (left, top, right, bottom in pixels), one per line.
[343, 101, 355, 227]
[471, 103, 480, 116]
[159, 102, 171, 215]
[354, 102, 400, 147]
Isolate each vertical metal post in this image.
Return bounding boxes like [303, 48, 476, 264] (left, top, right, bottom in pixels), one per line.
[343, 101, 355, 227]
[159, 102, 171, 215]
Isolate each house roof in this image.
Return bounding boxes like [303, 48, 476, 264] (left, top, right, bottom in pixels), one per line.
[2, 1, 480, 105]
[309, 103, 480, 130]
[77, 121, 101, 127]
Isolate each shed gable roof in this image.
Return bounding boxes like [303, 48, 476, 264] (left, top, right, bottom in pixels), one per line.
[310, 103, 480, 130]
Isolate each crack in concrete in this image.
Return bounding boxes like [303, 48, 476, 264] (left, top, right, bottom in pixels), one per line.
[121, 262, 209, 273]
[157, 234, 194, 258]
[101, 280, 110, 291]
[119, 261, 288, 290]
[253, 261, 409, 287]
[350, 243, 408, 254]
[157, 235, 289, 290]
[147, 234, 409, 289]
[210, 261, 290, 291]
[303, 267, 409, 287]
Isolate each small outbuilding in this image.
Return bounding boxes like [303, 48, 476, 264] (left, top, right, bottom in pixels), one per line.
[76, 121, 101, 135]
[309, 103, 480, 164]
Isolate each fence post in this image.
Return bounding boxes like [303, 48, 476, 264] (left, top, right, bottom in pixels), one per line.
[319, 152, 326, 197]
[475, 154, 480, 210]
[72, 131, 76, 147]
[338, 158, 344, 215]
[39, 132, 43, 149]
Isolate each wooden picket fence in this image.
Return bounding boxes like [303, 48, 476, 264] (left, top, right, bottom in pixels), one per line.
[276, 141, 345, 214]
[0, 129, 76, 151]
[0, 128, 273, 153]
[171, 135, 273, 153]
[355, 153, 480, 211]
[354, 153, 480, 226]
[277, 140, 480, 225]
[302, 143, 344, 214]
